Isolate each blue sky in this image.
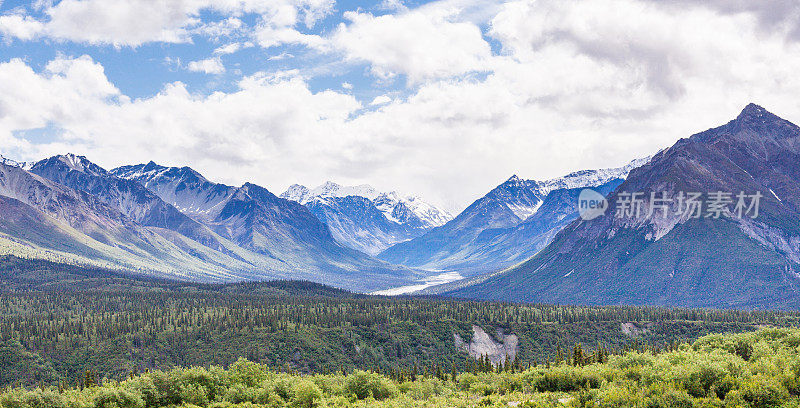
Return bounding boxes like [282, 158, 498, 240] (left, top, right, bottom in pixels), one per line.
[0, 0, 417, 99]
[1, 0, 800, 211]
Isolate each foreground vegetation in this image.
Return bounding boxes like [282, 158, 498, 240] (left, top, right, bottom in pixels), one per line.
[2, 256, 799, 396]
[3, 285, 797, 388]
[4, 328, 800, 407]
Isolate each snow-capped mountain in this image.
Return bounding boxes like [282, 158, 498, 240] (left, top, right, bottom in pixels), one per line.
[29, 154, 231, 254]
[282, 181, 451, 228]
[0, 154, 420, 292]
[538, 156, 652, 195]
[280, 181, 452, 254]
[112, 162, 418, 290]
[0, 154, 32, 170]
[0, 160, 241, 282]
[444, 104, 800, 309]
[283, 182, 380, 203]
[378, 158, 646, 274]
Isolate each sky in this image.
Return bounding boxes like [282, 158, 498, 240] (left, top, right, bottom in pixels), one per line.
[1, 0, 800, 212]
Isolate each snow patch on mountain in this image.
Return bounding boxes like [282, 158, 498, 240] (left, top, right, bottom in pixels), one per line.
[496, 157, 650, 222]
[0, 154, 33, 170]
[506, 200, 543, 220]
[538, 157, 651, 196]
[281, 181, 452, 228]
[112, 162, 234, 221]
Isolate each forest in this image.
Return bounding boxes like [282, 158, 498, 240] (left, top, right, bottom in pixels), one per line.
[3, 328, 800, 407]
[1, 257, 798, 391]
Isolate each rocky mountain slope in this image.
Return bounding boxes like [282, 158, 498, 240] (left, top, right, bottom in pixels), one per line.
[444, 104, 800, 309]
[378, 159, 646, 275]
[280, 181, 452, 254]
[0, 156, 417, 292]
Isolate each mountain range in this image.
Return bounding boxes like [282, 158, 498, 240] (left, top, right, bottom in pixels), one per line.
[441, 104, 800, 309]
[280, 182, 452, 255]
[377, 158, 649, 275]
[3, 104, 799, 308]
[0, 155, 416, 292]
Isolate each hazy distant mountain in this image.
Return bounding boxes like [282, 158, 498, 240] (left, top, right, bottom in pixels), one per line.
[111, 162, 418, 291]
[378, 159, 647, 274]
[280, 181, 452, 255]
[0, 153, 419, 292]
[445, 104, 800, 309]
[29, 154, 230, 253]
[0, 160, 241, 282]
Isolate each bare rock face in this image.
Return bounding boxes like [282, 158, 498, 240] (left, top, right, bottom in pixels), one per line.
[621, 322, 652, 337]
[454, 325, 518, 366]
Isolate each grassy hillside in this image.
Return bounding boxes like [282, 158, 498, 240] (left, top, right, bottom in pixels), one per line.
[0, 256, 354, 297]
[4, 328, 800, 407]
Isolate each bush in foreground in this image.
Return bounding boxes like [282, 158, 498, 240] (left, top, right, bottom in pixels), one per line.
[4, 328, 800, 408]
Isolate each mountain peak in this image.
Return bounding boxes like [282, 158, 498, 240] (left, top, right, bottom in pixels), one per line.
[143, 160, 161, 169]
[733, 103, 789, 129]
[45, 153, 107, 176]
[0, 154, 31, 169]
[280, 184, 310, 202]
[737, 103, 768, 120]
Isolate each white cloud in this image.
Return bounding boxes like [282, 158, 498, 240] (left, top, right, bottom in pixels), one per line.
[0, 13, 45, 41]
[370, 95, 391, 105]
[378, 0, 407, 12]
[331, 5, 493, 83]
[254, 25, 327, 50]
[187, 57, 225, 74]
[214, 42, 253, 55]
[4, 0, 800, 212]
[0, 0, 334, 47]
[0, 55, 363, 197]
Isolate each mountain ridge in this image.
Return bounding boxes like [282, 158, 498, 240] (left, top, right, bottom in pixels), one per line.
[377, 158, 647, 275]
[111, 161, 419, 291]
[279, 181, 452, 254]
[443, 104, 800, 309]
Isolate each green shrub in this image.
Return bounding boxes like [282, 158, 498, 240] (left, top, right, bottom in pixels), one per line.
[92, 388, 145, 408]
[124, 377, 159, 408]
[497, 374, 523, 394]
[740, 375, 788, 408]
[684, 363, 727, 397]
[148, 371, 181, 407]
[0, 389, 66, 408]
[614, 352, 656, 369]
[644, 389, 694, 408]
[343, 371, 397, 400]
[469, 381, 495, 396]
[173, 367, 227, 403]
[529, 366, 601, 392]
[273, 378, 294, 402]
[223, 384, 277, 406]
[399, 378, 444, 400]
[457, 373, 479, 391]
[732, 341, 753, 361]
[712, 375, 737, 400]
[591, 384, 638, 408]
[229, 359, 269, 388]
[292, 380, 322, 408]
[177, 384, 208, 407]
